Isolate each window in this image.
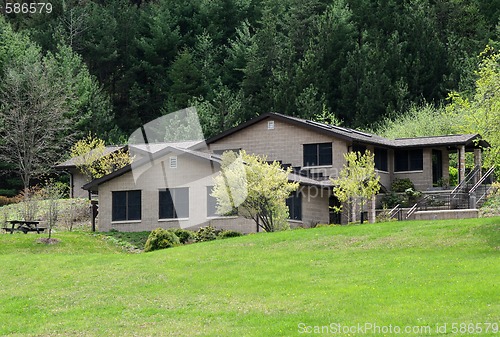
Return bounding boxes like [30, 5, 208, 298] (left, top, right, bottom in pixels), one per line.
[112, 190, 141, 221]
[169, 156, 177, 168]
[374, 148, 388, 171]
[286, 191, 302, 221]
[159, 188, 189, 219]
[303, 143, 332, 166]
[394, 149, 423, 172]
[352, 144, 367, 154]
[207, 186, 238, 217]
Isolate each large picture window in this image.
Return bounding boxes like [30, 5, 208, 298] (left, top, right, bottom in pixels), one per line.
[286, 191, 302, 221]
[159, 188, 189, 219]
[303, 143, 332, 166]
[112, 190, 141, 221]
[374, 148, 388, 171]
[395, 149, 423, 172]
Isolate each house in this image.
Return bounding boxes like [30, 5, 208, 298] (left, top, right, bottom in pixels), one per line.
[75, 112, 490, 232]
[55, 146, 124, 198]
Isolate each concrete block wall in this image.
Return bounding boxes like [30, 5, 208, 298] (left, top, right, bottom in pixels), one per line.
[209, 117, 349, 179]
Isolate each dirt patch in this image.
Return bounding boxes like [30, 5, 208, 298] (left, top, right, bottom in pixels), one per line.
[36, 238, 61, 245]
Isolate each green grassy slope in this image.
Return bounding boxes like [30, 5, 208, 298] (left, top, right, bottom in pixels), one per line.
[0, 218, 499, 337]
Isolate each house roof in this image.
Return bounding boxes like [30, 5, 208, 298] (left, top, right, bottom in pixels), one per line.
[392, 134, 489, 149]
[82, 146, 222, 191]
[205, 112, 489, 149]
[56, 141, 204, 170]
[55, 146, 124, 169]
[128, 140, 204, 155]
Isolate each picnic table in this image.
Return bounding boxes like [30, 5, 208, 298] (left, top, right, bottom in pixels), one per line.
[3, 220, 45, 234]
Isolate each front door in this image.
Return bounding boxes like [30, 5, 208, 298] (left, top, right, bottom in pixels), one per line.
[432, 149, 443, 186]
[329, 195, 341, 224]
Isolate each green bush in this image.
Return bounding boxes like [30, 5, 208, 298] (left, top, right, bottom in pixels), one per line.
[380, 191, 404, 208]
[449, 167, 458, 186]
[217, 230, 243, 239]
[0, 189, 17, 197]
[144, 228, 180, 252]
[169, 228, 195, 244]
[195, 226, 217, 242]
[391, 178, 415, 192]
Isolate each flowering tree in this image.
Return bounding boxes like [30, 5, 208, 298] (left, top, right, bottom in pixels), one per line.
[331, 151, 380, 223]
[212, 150, 298, 232]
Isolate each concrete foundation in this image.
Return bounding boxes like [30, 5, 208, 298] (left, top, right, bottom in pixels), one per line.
[414, 209, 479, 220]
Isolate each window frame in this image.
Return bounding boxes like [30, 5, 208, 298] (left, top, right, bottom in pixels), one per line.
[303, 142, 333, 167]
[112, 190, 142, 222]
[394, 149, 423, 172]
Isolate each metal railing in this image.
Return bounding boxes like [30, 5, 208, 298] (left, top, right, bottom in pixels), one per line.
[388, 204, 402, 220]
[469, 166, 496, 208]
[451, 165, 480, 198]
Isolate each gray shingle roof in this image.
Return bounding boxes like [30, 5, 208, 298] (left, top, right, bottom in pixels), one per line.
[206, 112, 488, 149]
[55, 146, 124, 169]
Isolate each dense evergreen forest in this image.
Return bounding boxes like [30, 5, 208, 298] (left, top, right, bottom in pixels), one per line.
[4, 0, 499, 136]
[0, 0, 499, 193]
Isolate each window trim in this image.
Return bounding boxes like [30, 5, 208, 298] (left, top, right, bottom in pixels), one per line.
[303, 142, 333, 167]
[394, 149, 423, 172]
[111, 190, 142, 222]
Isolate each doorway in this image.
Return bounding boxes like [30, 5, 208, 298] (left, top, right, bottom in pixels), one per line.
[432, 149, 443, 186]
[329, 195, 341, 224]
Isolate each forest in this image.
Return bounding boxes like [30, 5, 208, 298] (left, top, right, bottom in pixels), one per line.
[0, 0, 499, 193]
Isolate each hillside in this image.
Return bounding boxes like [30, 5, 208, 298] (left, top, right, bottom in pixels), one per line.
[0, 218, 499, 336]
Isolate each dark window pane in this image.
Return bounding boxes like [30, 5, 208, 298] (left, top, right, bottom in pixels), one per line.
[394, 150, 409, 172]
[409, 149, 423, 171]
[303, 144, 317, 166]
[374, 148, 388, 171]
[112, 191, 126, 221]
[127, 190, 142, 220]
[159, 190, 174, 219]
[352, 144, 367, 154]
[286, 192, 302, 220]
[318, 143, 332, 165]
[304, 143, 332, 166]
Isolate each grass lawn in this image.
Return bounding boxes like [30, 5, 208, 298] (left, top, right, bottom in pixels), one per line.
[0, 218, 498, 336]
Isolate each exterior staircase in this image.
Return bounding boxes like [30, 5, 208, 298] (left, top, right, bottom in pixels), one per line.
[401, 165, 496, 220]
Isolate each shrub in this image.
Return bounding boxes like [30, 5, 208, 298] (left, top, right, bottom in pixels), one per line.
[195, 225, 217, 242]
[144, 228, 180, 252]
[0, 189, 18, 197]
[405, 188, 422, 203]
[380, 191, 404, 208]
[449, 167, 458, 186]
[169, 228, 195, 244]
[217, 230, 243, 239]
[391, 178, 415, 192]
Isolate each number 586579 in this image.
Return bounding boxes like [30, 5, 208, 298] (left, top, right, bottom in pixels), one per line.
[5, 2, 53, 14]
